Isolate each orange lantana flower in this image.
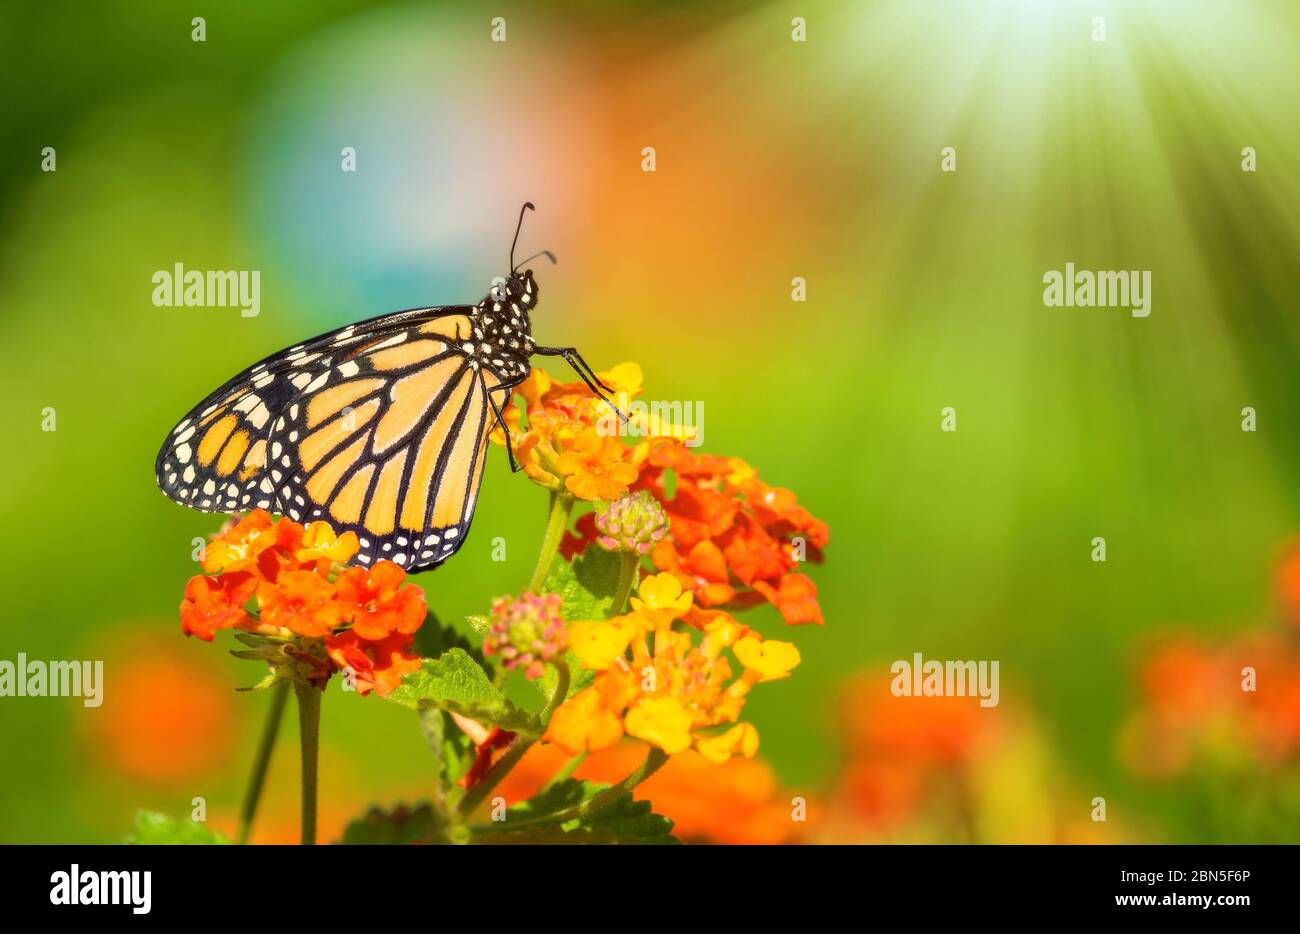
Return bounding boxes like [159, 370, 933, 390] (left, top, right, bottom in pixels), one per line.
[554, 430, 639, 501]
[297, 520, 361, 568]
[257, 570, 344, 638]
[752, 572, 824, 627]
[202, 510, 277, 574]
[180, 572, 258, 641]
[179, 510, 430, 697]
[545, 665, 638, 753]
[633, 440, 829, 625]
[334, 561, 426, 640]
[490, 364, 644, 502]
[324, 629, 422, 698]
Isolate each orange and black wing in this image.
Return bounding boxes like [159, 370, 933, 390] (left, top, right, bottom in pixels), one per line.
[271, 317, 508, 570]
[156, 306, 508, 572]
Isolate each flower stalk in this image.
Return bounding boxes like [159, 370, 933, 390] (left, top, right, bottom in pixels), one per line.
[529, 492, 574, 592]
[611, 551, 639, 615]
[236, 679, 290, 845]
[294, 682, 322, 846]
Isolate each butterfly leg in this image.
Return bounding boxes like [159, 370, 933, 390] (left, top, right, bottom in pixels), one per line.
[533, 346, 628, 424]
[486, 383, 521, 473]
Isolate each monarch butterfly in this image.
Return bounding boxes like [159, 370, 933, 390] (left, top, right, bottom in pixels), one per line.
[156, 203, 620, 573]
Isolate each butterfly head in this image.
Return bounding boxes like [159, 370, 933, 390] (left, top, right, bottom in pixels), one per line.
[489, 268, 540, 312]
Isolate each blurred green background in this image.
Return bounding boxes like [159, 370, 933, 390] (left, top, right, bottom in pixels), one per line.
[2, 0, 1299, 842]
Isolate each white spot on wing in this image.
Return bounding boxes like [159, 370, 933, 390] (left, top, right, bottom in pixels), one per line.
[372, 333, 407, 351]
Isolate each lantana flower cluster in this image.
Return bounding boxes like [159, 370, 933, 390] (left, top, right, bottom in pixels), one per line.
[637, 441, 829, 625]
[179, 509, 425, 696]
[497, 363, 830, 626]
[477, 362, 828, 770]
[482, 591, 566, 680]
[543, 573, 800, 763]
[492, 363, 644, 501]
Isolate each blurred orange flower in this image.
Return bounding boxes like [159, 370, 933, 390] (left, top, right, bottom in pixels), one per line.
[1121, 631, 1300, 777]
[1278, 539, 1300, 628]
[823, 676, 1115, 843]
[89, 637, 237, 785]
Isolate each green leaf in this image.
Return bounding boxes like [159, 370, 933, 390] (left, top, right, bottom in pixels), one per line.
[531, 548, 624, 701]
[475, 780, 678, 845]
[124, 811, 231, 845]
[543, 547, 623, 622]
[339, 802, 444, 845]
[386, 648, 537, 733]
[506, 777, 595, 817]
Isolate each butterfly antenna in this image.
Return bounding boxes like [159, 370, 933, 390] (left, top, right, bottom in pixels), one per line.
[513, 249, 557, 270]
[510, 202, 536, 271]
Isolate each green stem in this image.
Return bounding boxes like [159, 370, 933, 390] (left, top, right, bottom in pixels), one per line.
[529, 492, 574, 593]
[236, 680, 289, 845]
[456, 661, 571, 818]
[611, 552, 639, 615]
[417, 706, 450, 814]
[293, 682, 322, 846]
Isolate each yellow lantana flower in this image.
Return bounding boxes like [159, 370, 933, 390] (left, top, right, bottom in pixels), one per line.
[569, 616, 638, 671]
[296, 521, 360, 565]
[630, 573, 694, 628]
[695, 722, 760, 765]
[544, 667, 636, 754]
[625, 697, 694, 755]
[543, 599, 794, 765]
[733, 636, 801, 683]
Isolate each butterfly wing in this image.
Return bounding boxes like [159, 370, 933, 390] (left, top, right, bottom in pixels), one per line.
[156, 304, 472, 514]
[157, 305, 510, 572]
[273, 332, 507, 571]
